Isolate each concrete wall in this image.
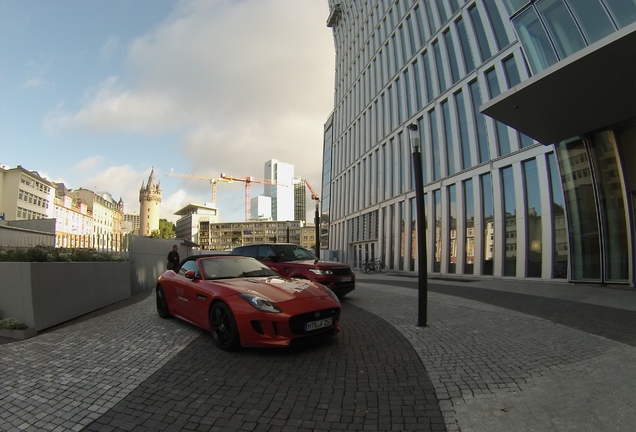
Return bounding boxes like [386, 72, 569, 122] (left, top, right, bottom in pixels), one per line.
[0, 219, 55, 247]
[129, 236, 196, 295]
[0, 262, 130, 331]
[0, 235, 196, 331]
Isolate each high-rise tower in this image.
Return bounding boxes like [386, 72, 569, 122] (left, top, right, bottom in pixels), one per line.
[139, 168, 161, 236]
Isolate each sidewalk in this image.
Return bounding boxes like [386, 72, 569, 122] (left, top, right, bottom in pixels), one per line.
[353, 272, 636, 431]
[0, 273, 634, 431]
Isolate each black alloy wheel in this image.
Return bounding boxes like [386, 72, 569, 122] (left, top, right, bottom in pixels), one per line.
[209, 302, 240, 351]
[156, 286, 171, 319]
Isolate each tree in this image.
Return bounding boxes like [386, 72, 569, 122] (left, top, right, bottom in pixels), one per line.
[150, 219, 176, 239]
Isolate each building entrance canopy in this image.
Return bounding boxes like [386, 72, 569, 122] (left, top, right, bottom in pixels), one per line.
[481, 23, 636, 145]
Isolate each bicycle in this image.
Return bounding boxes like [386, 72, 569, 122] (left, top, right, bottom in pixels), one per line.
[361, 260, 375, 274]
[373, 259, 388, 274]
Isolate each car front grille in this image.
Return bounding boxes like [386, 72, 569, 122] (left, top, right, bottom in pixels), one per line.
[332, 268, 352, 276]
[289, 307, 341, 335]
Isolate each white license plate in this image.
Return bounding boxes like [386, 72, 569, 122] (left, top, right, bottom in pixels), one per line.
[305, 317, 333, 331]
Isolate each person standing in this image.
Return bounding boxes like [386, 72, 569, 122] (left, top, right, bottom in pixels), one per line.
[167, 245, 180, 270]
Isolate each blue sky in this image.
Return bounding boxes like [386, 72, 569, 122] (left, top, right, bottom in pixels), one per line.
[0, 0, 334, 222]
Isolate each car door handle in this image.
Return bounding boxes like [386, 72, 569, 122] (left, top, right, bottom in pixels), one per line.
[196, 294, 207, 300]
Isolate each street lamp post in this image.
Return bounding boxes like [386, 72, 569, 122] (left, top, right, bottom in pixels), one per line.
[408, 123, 428, 327]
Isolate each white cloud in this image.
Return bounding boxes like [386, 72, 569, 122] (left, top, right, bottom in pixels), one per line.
[100, 35, 121, 62]
[42, 0, 334, 220]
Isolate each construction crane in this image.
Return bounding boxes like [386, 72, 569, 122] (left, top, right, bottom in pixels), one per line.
[302, 179, 321, 256]
[165, 172, 232, 205]
[220, 173, 287, 221]
[303, 179, 320, 202]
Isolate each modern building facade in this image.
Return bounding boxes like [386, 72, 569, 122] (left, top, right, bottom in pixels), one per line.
[174, 203, 219, 249]
[264, 159, 295, 221]
[139, 168, 161, 236]
[205, 220, 307, 250]
[293, 178, 307, 222]
[323, 0, 635, 286]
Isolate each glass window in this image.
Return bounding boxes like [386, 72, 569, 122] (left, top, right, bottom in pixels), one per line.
[496, 121, 512, 156]
[537, 0, 586, 59]
[443, 30, 461, 84]
[502, 166, 517, 276]
[481, 173, 494, 275]
[432, 40, 448, 93]
[413, 60, 424, 110]
[503, 55, 521, 88]
[410, 197, 416, 271]
[418, 116, 429, 184]
[455, 90, 472, 170]
[434, 189, 442, 272]
[567, 0, 615, 44]
[406, 14, 419, 57]
[483, 0, 511, 50]
[423, 0, 438, 34]
[468, 5, 493, 63]
[603, 0, 636, 29]
[557, 138, 601, 280]
[590, 130, 629, 282]
[436, 0, 449, 23]
[485, 67, 501, 98]
[501, 0, 528, 16]
[523, 159, 542, 277]
[448, 184, 457, 274]
[429, 109, 441, 181]
[399, 201, 405, 270]
[414, 5, 430, 43]
[456, 17, 476, 72]
[513, 7, 558, 73]
[464, 179, 475, 275]
[469, 80, 490, 163]
[423, 51, 435, 102]
[442, 100, 457, 175]
[548, 152, 568, 279]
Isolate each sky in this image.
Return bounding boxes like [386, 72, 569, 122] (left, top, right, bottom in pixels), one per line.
[0, 0, 335, 223]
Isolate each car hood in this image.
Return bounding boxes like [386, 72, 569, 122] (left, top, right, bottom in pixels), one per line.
[287, 259, 350, 269]
[213, 277, 334, 302]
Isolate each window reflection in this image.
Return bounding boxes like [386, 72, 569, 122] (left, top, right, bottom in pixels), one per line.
[567, 0, 614, 44]
[481, 173, 494, 275]
[537, 0, 586, 59]
[464, 179, 475, 274]
[513, 7, 558, 73]
[434, 189, 442, 272]
[502, 166, 517, 276]
[523, 159, 542, 277]
[448, 185, 457, 273]
[548, 153, 568, 278]
[557, 138, 601, 280]
[590, 131, 629, 282]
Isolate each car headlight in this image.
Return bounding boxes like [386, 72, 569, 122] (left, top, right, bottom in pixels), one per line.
[324, 287, 340, 303]
[308, 268, 333, 275]
[238, 293, 282, 313]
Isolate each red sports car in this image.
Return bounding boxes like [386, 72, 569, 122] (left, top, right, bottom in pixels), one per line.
[156, 255, 341, 351]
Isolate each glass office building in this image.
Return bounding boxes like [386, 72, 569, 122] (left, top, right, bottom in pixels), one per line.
[323, 0, 635, 286]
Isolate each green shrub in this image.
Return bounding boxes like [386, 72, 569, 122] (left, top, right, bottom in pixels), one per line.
[0, 246, 126, 262]
[0, 318, 28, 330]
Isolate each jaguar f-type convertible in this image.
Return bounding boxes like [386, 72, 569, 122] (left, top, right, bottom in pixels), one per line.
[156, 255, 341, 351]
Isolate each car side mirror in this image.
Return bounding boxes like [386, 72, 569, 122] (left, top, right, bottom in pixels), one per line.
[184, 270, 198, 280]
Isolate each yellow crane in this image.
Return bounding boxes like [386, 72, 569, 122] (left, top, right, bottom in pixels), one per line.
[165, 172, 232, 205]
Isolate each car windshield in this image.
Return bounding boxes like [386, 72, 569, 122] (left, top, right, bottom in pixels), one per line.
[273, 245, 317, 261]
[200, 256, 278, 280]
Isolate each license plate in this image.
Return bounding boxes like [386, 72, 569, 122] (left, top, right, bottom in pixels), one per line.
[305, 317, 333, 331]
[341, 276, 352, 282]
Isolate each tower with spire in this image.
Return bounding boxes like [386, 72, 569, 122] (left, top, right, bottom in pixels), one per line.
[139, 168, 162, 236]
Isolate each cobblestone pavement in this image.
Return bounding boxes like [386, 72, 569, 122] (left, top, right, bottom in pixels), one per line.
[1, 274, 635, 432]
[353, 274, 636, 432]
